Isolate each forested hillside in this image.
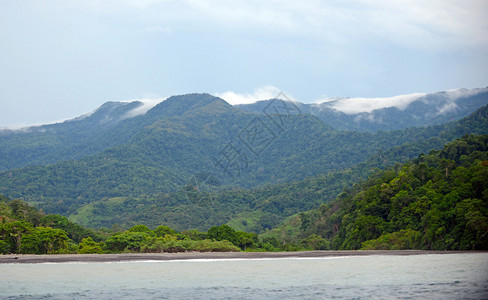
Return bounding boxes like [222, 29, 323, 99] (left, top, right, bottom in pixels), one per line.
[56, 106, 488, 231]
[0, 196, 282, 254]
[0, 101, 145, 171]
[0, 195, 101, 254]
[268, 135, 488, 250]
[1, 93, 487, 231]
[0, 102, 487, 229]
[2, 135, 486, 253]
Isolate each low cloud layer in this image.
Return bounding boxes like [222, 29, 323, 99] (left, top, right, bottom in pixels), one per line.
[216, 86, 283, 105]
[321, 93, 427, 114]
[122, 98, 166, 119]
[317, 88, 487, 115]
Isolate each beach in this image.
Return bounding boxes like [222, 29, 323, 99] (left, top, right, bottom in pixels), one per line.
[0, 250, 479, 264]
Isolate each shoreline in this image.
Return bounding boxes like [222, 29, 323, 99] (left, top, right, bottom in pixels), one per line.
[1, 250, 485, 264]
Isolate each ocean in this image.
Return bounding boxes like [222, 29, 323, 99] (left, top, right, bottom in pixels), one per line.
[1, 253, 487, 299]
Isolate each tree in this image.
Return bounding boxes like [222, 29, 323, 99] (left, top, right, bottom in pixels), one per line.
[0, 239, 10, 254]
[300, 234, 329, 250]
[440, 159, 456, 178]
[19, 227, 69, 254]
[235, 231, 255, 250]
[154, 225, 177, 237]
[40, 214, 101, 243]
[36, 227, 69, 254]
[103, 231, 153, 252]
[127, 224, 152, 233]
[19, 233, 41, 254]
[207, 225, 237, 244]
[2, 221, 33, 253]
[78, 237, 104, 254]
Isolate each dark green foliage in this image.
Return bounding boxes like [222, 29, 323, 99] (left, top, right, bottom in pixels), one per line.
[0, 197, 73, 254]
[361, 229, 422, 250]
[207, 225, 238, 244]
[127, 224, 153, 234]
[103, 231, 154, 252]
[100, 224, 267, 253]
[0, 196, 263, 254]
[0, 94, 487, 252]
[0, 239, 10, 254]
[78, 237, 104, 254]
[154, 225, 177, 237]
[18, 232, 40, 254]
[207, 224, 258, 250]
[4, 199, 43, 226]
[48, 101, 487, 232]
[289, 135, 488, 250]
[299, 234, 330, 250]
[141, 236, 240, 253]
[181, 229, 207, 240]
[40, 214, 102, 243]
[19, 227, 69, 254]
[0, 221, 34, 253]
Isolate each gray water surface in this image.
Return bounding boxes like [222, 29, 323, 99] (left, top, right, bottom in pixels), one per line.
[1, 253, 487, 299]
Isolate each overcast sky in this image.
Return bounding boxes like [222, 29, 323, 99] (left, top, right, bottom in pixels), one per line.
[1, 0, 487, 127]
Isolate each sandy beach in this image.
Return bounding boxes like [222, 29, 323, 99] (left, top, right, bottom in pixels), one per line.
[0, 250, 481, 264]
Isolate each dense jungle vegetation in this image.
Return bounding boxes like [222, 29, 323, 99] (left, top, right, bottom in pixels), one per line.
[2, 135, 487, 253]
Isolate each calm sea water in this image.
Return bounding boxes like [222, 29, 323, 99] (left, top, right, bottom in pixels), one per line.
[1, 253, 487, 299]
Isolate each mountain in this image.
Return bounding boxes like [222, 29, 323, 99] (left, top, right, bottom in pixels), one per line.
[0, 101, 149, 171]
[1, 90, 487, 230]
[51, 105, 488, 230]
[237, 87, 488, 132]
[2, 88, 487, 173]
[0, 94, 230, 171]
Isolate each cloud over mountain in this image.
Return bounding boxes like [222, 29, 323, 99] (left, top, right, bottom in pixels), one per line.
[316, 88, 488, 115]
[122, 98, 166, 119]
[216, 86, 283, 105]
[319, 93, 427, 114]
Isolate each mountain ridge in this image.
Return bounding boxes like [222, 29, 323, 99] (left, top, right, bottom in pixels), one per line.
[3, 87, 486, 133]
[0, 94, 234, 171]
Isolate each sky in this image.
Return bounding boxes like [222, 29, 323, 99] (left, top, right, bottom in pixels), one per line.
[1, 0, 487, 127]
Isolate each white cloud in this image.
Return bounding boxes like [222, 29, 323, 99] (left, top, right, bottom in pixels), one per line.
[0, 98, 166, 130]
[317, 87, 488, 114]
[122, 98, 166, 118]
[0, 117, 81, 131]
[444, 87, 487, 100]
[216, 86, 285, 105]
[318, 93, 427, 114]
[434, 87, 487, 115]
[436, 102, 458, 115]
